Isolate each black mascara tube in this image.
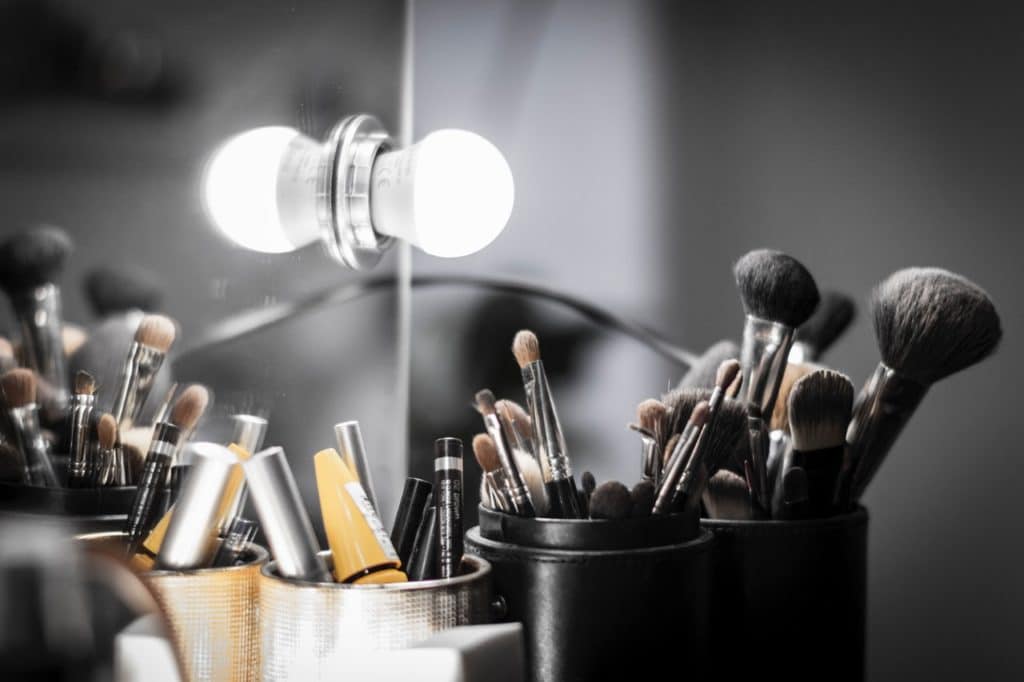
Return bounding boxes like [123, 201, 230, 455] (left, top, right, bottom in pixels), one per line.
[123, 422, 180, 552]
[391, 477, 433, 568]
[434, 437, 464, 579]
[407, 503, 438, 581]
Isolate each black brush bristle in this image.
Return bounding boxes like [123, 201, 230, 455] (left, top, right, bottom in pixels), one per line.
[581, 470, 597, 495]
[630, 481, 656, 518]
[589, 481, 632, 520]
[873, 267, 1002, 385]
[795, 291, 856, 356]
[679, 340, 740, 390]
[660, 388, 712, 440]
[84, 266, 163, 317]
[703, 399, 750, 473]
[788, 369, 854, 452]
[733, 249, 820, 328]
[0, 225, 72, 292]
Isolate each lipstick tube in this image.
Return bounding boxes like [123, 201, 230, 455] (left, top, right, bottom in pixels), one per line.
[434, 437, 464, 579]
[333, 421, 378, 513]
[315, 448, 406, 584]
[8, 403, 58, 487]
[243, 446, 330, 582]
[520, 363, 583, 519]
[407, 504, 438, 581]
[111, 341, 167, 429]
[124, 421, 181, 552]
[156, 443, 245, 570]
[11, 283, 68, 407]
[390, 478, 433, 568]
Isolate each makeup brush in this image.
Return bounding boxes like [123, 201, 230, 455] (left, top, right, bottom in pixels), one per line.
[843, 268, 1001, 502]
[495, 399, 534, 453]
[473, 433, 513, 513]
[475, 389, 535, 516]
[632, 399, 667, 485]
[111, 314, 177, 430]
[512, 330, 584, 519]
[703, 470, 760, 520]
[62, 324, 88, 357]
[769, 361, 823, 433]
[123, 383, 206, 553]
[66, 371, 98, 488]
[734, 249, 820, 506]
[630, 481, 656, 518]
[672, 397, 748, 515]
[678, 340, 740, 390]
[84, 265, 163, 318]
[0, 337, 16, 373]
[0, 225, 72, 406]
[589, 481, 633, 520]
[790, 291, 856, 363]
[653, 401, 709, 514]
[780, 369, 854, 518]
[777, 466, 810, 520]
[1, 369, 57, 487]
[660, 388, 712, 444]
[580, 470, 596, 516]
[96, 413, 125, 487]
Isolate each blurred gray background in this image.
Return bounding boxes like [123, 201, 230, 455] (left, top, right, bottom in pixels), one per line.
[1, 1, 1021, 679]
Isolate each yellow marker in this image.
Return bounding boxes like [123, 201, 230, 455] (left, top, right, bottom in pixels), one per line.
[314, 448, 406, 584]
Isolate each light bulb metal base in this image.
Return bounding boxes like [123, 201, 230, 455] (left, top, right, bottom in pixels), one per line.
[319, 114, 395, 270]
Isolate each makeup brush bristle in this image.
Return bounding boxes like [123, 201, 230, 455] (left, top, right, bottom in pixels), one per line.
[702, 399, 749, 473]
[512, 330, 541, 368]
[661, 388, 712, 439]
[85, 266, 163, 317]
[704, 469, 754, 520]
[589, 481, 632, 520]
[679, 340, 740, 390]
[0, 337, 14, 372]
[733, 249, 820, 328]
[1, 369, 37, 408]
[134, 314, 177, 352]
[74, 370, 97, 396]
[795, 291, 856, 357]
[630, 480, 656, 518]
[716, 359, 742, 391]
[97, 413, 118, 450]
[0, 224, 72, 292]
[873, 267, 1002, 385]
[770, 362, 822, 432]
[788, 369, 854, 452]
[581, 470, 596, 495]
[496, 399, 534, 441]
[471, 433, 501, 473]
[636, 399, 667, 444]
[474, 389, 498, 416]
[169, 384, 210, 431]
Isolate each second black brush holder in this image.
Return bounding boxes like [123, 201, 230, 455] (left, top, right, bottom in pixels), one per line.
[702, 507, 868, 682]
[466, 505, 713, 682]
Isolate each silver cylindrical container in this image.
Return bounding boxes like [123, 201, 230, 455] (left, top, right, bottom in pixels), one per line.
[243, 446, 330, 582]
[259, 552, 492, 681]
[333, 421, 379, 512]
[156, 443, 240, 570]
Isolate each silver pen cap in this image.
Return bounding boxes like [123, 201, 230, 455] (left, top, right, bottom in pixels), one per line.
[155, 442, 240, 570]
[333, 421, 378, 513]
[243, 446, 329, 582]
[217, 415, 269, 534]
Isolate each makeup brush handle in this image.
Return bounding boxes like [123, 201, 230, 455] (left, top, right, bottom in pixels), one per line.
[844, 365, 928, 503]
[124, 451, 171, 551]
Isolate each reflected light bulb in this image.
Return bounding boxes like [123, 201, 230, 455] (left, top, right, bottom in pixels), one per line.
[370, 129, 514, 258]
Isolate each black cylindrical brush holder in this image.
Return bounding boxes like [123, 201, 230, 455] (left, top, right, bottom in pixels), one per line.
[466, 505, 713, 682]
[702, 506, 868, 682]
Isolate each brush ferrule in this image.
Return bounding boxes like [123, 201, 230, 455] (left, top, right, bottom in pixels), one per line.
[483, 412, 535, 517]
[522, 360, 574, 484]
[11, 284, 68, 406]
[112, 342, 166, 429]
[844, 363, 928, 502]
[66, 393, 96, 489]
[8, 404, 57, 487]
[741, 315, 794, 419]
[640, 434, 658, 484]
[483, 471, 513, 512]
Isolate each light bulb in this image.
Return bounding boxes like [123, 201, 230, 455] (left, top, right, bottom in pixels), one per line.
[369, 129, 514, 258]
[201, 116, 515, 269]
[202, 126, 322, 254]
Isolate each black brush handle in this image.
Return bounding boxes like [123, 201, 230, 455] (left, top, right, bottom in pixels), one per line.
[545, 477, 584, 519]
[124, 451, 171, 552]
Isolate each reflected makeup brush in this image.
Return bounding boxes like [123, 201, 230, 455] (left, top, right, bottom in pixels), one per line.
[1, 369, 57, 487]
[475, 389, 535, 517]
[66, 371, 97, 489]
[473, 433, 512, 513]
[678, 340, 740, 390]
[123, 385, 206, 553]
[111, 314, 177, 430]
[631, 399, 667, 485]
[734, 250, 820, 506]
[512, 330, 584, 519]
[0, 225, 73, 406]
[789, 291, 856, 363]
[843, 268, 1001, 503]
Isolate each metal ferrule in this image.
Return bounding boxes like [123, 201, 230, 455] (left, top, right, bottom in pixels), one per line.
[741, 315, 795, 420]
[640, 434, 658, 484]
[8, 404, 57, 487]
[482, 472, 512, 512]
[111, 342, 166, 428]
[845, 363, 929, 502]
[96, 446, 126, 487]
[66, 393, 96, 488]
[11, 284, 68, 406]
[483, 412, 534, 516]
[243, 446, 331, 582]
[157, 443, 240, 571]
[522, 361, 573, 484]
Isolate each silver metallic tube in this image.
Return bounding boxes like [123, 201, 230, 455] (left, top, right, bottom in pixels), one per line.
[640, 433, 658, 485]
[243, 446, 330, 582]
[218, 415, 269, 535]
[156, 443, 240, 570]
[12, 284, 68, 407]
[333, 421, 378, 513]
[740, 315, 794, 420]
[111, 342, 167, 429]
[66, 393, 96, 488]
[8, 404, 57, 487]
